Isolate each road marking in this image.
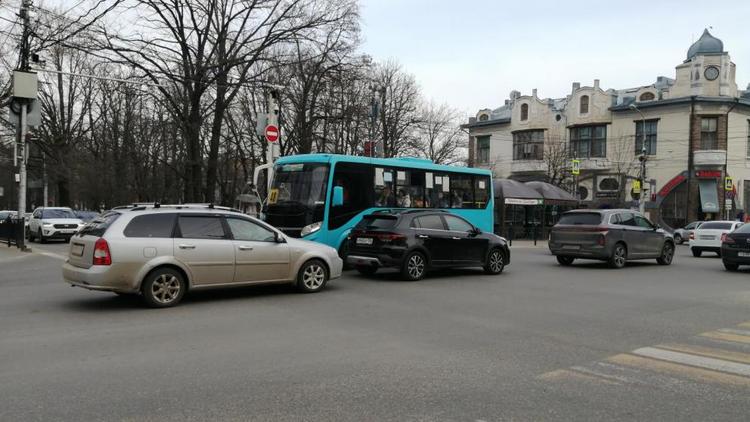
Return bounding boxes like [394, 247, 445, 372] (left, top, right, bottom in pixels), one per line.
[607, 354, 750, 387]
[718, 328, 750, 337]
[538, 369, 619, 385]
[657, 343, 750, 365]
[701, 330, 750, 345]
[631, 347, 750, 377]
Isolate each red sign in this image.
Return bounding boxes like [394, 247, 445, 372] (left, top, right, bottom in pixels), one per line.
[265, 125, 279, 143]
[696, 170, 721, 179]
[658, 175, 686, 197]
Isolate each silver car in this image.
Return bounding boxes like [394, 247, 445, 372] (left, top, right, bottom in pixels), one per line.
[549, 209, 675, 269]
[62, 205, 343, 307]
[673, 221, 703, 245]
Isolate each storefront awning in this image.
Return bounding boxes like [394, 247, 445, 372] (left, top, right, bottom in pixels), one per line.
[698, 179, 720, 213]
[493, 180, 543, 205]
[524, 181, 578, 205]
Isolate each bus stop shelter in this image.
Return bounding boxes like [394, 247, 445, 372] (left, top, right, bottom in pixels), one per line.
[524, 181, 579, 238]
[493, 179, 544, 239]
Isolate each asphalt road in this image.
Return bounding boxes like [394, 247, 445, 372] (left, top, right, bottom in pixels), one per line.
[2, 240, 750, 421]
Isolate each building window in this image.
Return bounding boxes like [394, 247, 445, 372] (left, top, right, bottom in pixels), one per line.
[639, 92, 655, 101]
[476, 136, 490, 164]
[570, 125, 606, 158]
[478, 114, 489, 122]
[580, 95, 589, 114]
[520, 103, 529, 121]
[635, 120, 658, 155]
[512, 130, 544, 160]
[700, 117, 718, 150]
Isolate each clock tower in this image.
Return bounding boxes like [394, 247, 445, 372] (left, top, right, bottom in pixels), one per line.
[670, 29, 738, 98]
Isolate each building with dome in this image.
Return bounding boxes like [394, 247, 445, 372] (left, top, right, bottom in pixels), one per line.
[464, 29, 750, 230]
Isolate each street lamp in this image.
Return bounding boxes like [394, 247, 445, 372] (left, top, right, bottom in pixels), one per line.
[629, 103, 647, 214]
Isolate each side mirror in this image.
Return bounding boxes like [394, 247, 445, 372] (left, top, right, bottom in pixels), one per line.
[332, 186, 344, 207]
[470, 227, 482, 236]
[275, 232, 286, 243]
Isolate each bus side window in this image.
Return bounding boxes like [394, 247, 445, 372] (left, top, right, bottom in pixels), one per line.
[403, 170, 426, 208]
[474, 176, 490, 209]
[329, 163, 375, 230]
[451, 174, 474, 209]
[428, 174, 449, 208]
[374, 168, 395, 207]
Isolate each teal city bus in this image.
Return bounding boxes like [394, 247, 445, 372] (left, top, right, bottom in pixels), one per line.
[261, 154, 494, 255]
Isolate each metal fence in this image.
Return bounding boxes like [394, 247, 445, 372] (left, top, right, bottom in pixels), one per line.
[0, 218, 26, 249]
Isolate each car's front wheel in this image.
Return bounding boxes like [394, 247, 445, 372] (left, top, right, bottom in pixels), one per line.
[401, 251, 426, 281]
[141, 268, 186, 308]
[657, 242, 675, 265]
[724, 261, 739, 271]
[484, 248, 505, 275]
[297, 259, 329, 293]
[674, 233, 683, 244]
[556, 256, 575, 266]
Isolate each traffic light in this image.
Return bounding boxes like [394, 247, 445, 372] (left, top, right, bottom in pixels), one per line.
[363, 141, 374, 157]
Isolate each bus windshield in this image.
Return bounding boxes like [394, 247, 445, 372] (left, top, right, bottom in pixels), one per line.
[270, 163, 329, 207]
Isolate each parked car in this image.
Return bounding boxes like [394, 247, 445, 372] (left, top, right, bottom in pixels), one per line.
[549, 209, 675, 269]
[62, 204, 343, 308]
[0, 210, 17, 220]
[689, 220, 744, 257]
[673, 221, 703, 245]
[27, 207, 85, 243]
[720, 223, 750, 271]
[345, 210, 510, 281]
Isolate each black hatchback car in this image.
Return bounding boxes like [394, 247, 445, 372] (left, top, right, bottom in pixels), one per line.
[720, 223, 750, 271]
[346, 210, 510, 280]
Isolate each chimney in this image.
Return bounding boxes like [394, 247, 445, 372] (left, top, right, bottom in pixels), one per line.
[572, 82, 580, 93]
[594, 79, 600, 89]
[532, 88, 538, 97]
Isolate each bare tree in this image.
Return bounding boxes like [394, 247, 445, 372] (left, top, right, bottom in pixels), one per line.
[544, 136, 572, 189]
[412, 101, 465, 164]
[373, 60, 420, 158]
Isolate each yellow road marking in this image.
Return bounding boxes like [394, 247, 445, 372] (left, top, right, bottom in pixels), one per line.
[538, 369, 619, 385]
[701, 331, 750, 345]
[607, 354, 750, 387]
[657, 343, 750, 365]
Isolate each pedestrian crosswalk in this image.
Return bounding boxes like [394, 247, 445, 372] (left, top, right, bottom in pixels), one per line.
[539, 321, 750, 392]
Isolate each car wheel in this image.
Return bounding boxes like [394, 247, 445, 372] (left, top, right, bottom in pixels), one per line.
[674, 233, 682, 244]
[401, 251, 426, 281]
[723, 261, 739, 272]
[355, 265, 378, 276]
[657, 242, 675, 265]
[38, 229, 46, 244]
[556, 256, 575, 266]
[484, 248, 505, 275]
[691, 248, 702, 257]
[141, 268, 186, 308]
[609, 243, 627, 269]
[297, 259, 329, 293]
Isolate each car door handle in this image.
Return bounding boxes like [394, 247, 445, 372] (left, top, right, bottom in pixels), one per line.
[178, 244, 196, 250]
[417, 234, 429, 239]
[238, 245, 253, 251]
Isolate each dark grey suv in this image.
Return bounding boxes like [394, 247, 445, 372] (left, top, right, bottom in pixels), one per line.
[549, 209, 675, 269]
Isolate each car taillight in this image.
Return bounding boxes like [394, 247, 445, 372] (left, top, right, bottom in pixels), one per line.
[721, 233, 735, 244]
[597, 234, 606, 246]
[375, 232, 406, 243]
[689, 232, 695, 240]
[93, 238, 112, 265]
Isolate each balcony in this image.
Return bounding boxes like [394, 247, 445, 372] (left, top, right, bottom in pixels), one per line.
[693, 150, 727, 167]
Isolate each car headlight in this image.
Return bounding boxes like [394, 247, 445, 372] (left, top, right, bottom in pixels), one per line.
[43, 223, 53, 227]
[301, 221, 322, 237]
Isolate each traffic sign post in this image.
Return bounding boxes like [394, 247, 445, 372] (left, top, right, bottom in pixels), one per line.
[725, 176, 733, 191]
[571, 159, 580, 176]
[265, 124, 279, 143]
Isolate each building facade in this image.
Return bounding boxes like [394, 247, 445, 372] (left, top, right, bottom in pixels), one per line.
[464, 30, 750, 230]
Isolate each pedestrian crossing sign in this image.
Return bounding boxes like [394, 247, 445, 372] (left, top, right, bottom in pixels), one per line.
[571, 159, 580, 175]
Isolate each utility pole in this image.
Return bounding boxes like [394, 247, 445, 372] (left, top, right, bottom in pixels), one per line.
[15, 0, 33, 216]
[630, 104, 647, 214]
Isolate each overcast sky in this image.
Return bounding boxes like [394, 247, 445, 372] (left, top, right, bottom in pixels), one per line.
[359, 0, 750, 117]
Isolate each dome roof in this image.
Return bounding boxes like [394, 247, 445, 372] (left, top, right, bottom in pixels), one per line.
[687, 29, 724, 60]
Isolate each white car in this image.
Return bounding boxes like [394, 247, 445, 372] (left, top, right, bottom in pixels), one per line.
[27, 207, 85, 243]
[689, 220, 743, 257]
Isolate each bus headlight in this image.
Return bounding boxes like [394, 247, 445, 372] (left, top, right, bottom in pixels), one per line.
[301, 221, 322, 237]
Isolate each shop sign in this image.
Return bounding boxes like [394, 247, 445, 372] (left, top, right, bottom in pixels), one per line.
[505, 198, 543, 205]
[696, 170, 722, 178]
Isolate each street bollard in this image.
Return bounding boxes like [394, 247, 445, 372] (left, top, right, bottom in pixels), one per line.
[508, 224, 514, 247]
[533, 224, 537, 246]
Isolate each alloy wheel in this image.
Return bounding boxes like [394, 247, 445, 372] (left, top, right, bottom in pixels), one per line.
[151, 274, 181, 305]
[407, 254, 425, 279]
[488, 250, 504, 273]
[613, 246, 626, 268]
[662, 243, 674, 264]
[302, 263, 326, 290]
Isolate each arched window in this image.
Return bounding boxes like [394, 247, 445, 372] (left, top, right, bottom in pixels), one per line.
[479, 114, 489, 122]
[639, 92, 655, 101]
[520, 103, 529, 121]
[580, 95, 589, 114]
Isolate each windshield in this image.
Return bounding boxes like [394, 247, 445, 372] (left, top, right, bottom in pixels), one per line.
[269, 163, 329, 207]
[42, 209, 76, 219]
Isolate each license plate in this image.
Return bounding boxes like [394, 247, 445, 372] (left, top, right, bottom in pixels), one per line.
[62, 230, 76, 234]
[356, 237, 373, 245]
[562, 245, 581, 250]
[71, 243, 84, 257]
[739, 252, 750, 257]
[700, 236, 715, 240]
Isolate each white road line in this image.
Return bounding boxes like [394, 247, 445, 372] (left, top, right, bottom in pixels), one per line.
[35, 251, 66, 261]
[633, 347, 750, 377]
[718, 328, 750, 337]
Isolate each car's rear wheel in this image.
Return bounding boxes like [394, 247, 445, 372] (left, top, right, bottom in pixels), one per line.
[723, 261, 739, 272]
[657, 242, 675, 265]
[674, 233, 682, 244]
[484, 248, 505, 275]
[691, 248, 702, 257]
[609, 243, 627, 269]
[556, 256, 575, 266]
[355, 265, 378, 276]
[141, 268, 186, 308]
[401, 251, 426, 281]
[297, 259, 329, 293]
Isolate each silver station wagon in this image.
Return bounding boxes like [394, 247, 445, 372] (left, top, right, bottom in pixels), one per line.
[549, 209, 675, 269]
[62, 204, 343, 307]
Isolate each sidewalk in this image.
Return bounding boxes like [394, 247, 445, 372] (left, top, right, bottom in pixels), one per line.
[0, 244, 33, 263]
[506, 239, 549, 249]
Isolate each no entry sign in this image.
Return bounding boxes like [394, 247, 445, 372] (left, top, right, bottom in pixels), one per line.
[265, 124, 279, 143]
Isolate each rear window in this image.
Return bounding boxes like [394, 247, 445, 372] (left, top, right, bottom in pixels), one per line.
[356, 216, 398, 230]
[557, 212, 602, 225]
[124, 214, 177, 238]
[699, 222, 733, 230]
[78, 212, 120, 237]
